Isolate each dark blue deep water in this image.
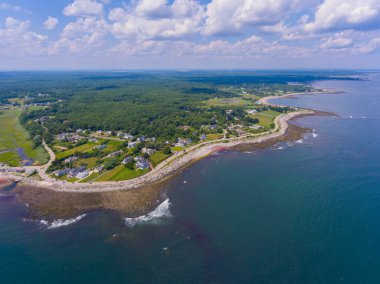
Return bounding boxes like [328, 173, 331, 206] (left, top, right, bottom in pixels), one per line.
[1, 74, 380, 283]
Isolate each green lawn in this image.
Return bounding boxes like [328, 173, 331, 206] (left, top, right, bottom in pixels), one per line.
[103, 140, 124, 152]
[149, 151, 170, 166]
[67, 177, 79, 183]
[206, 133, 224, 141]
[251, 110, 281, 128]
[76, 157, 98, 168]
[79, 172, 100, 183]
[171, 146, 183, 152]
[93, 165, 148, 182]
[0, 108, 48, 166]
[55, 143, 96, 160]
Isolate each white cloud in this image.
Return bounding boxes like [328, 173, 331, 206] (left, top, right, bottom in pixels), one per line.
[320, 33, 353, 49]
[305, 0, 380, 32]
[355, 37, 380, 53]
[49, 16, 109, 54]
[0, 3, 21, 12]
[0, 17, 47, 56]
[44, 16, 59, 30]
[203, 0, 306, 36]
[63, 0, 104, 17]
[109, 0, 205, 40]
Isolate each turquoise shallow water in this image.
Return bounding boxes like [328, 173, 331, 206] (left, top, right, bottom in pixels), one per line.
[1, 74, 380, 283]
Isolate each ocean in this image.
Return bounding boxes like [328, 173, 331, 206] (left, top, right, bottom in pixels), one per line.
[1, 73, 380, 283]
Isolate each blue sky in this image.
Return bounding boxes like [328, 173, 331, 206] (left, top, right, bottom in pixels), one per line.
[1, 0, 380, 70]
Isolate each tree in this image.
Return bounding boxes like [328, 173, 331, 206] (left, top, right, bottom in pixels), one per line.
[163, 146, 172, 155]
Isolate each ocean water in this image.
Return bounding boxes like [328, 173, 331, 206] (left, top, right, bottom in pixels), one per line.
[1, 74, 380, 283]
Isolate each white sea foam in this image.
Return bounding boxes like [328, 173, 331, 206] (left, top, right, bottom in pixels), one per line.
[312, 130, 319, 138]
[125, 199, 172, 228]
[277, 146, 284, 150]
[40, 214, 87, 229]
[296, 139, 304, 144]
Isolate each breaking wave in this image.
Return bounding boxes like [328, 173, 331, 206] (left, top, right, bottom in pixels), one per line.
[39, 214, 87, 229]
[296, 139, 304, 144]
[125, 199, 172, 228]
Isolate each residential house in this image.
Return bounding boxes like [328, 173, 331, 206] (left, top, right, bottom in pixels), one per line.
[128, 141, 140, 148]
[94, 165, 104, 173]
[175, 138, 192, 147]
[141, 147, 155, 156]
[106, 150, 123, 158]
[54, 169, 68, 177]
[76, 170, 90, 179]
[245, 109, 257, 115]
[67, 166, 86, 178]
[64, 156, 78, 164]
[121, 156, 133, 165]
[134, 156, 150, 170]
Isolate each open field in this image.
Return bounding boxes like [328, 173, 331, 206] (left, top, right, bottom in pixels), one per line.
[92, 165, 148, 182]
[206, 133, 224, 141]
[76, 157, 98, 168]
[0, 108, 48, 166]
[204, 97, 251, 107]
[55, 143, 96, 160]
[251, 110, 281, 128]
[149, 151, 170, 166]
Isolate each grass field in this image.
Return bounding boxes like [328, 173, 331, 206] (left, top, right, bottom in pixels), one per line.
[149, 151, 170, 166]
[251, 110, 281, 128]
[206, 133, 224, 141]
[103, 140, 124, 152]
[0, 108, 48, 166]
[79, 172, 100, 183]
[76, 157, 98, 168]
[93, 165, 148, 182]
[55, 143, 96, 160]
[204, 97, 250, 107]
[171, 146, 183, 152]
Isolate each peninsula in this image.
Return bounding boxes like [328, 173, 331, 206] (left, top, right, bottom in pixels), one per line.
[0, 71, 350, 193]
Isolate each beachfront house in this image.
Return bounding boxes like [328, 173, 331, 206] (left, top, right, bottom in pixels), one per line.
[54, 169, 68, 177]
[76, 170, 89, 179]
[67, 166, 86, 178]
[200, 134, 207, 141]
[175, 138, 192, 147]
[134, 157, 150, 170]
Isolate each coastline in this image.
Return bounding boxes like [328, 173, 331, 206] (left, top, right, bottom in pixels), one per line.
[258, 89, 339, 106]
[0, 109, 314, 193]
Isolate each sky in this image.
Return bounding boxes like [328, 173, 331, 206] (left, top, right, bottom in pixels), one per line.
[1, 0, 380, 70]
